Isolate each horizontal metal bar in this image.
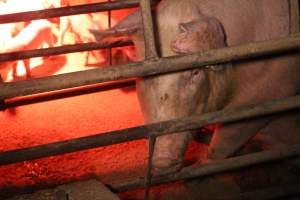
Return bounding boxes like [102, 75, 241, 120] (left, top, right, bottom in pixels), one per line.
[2, 80, 136, 110]
[0, 40, 133, 62]
[0, 0, 140, 24]
[0, 94, 299, 166]
[222, 184, 300, 200]
[110, 145, 300, 192]
[1, 35, 300, 100]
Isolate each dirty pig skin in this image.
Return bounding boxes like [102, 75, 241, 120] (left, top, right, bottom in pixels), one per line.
[91, 0, 300, 175]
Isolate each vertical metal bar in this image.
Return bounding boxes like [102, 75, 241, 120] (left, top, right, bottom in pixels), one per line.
[108, 0, 113, 65]
[290, 0, 300, 34]
[139, 0, 159, 59]
[144, 135, 156, 200]
[0, 75, 5, 111]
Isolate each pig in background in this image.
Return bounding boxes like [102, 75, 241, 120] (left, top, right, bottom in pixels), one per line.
[59, 0, 111, 65]
[0, 0, 135, 81]
[91, 0, 300, 198]
[0, 0, 57, 81]
[59, 0, 137, 67]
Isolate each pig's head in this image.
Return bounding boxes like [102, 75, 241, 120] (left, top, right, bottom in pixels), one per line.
[90, 3, 228, 175]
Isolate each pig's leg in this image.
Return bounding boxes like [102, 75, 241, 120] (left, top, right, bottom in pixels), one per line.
[12, 62, 18, 79]
[12, 59, 31, 79]
[208, 56, 300, 160]
[85, 50, 107, 66]
[85, 51, 91, 66]
[207, 117, 273, 160]
[23, 59, 31, 78]
[58, 17, 70, 45]
[260, 113, 300, 186]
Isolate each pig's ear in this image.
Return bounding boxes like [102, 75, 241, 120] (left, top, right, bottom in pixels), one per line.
[178, 20, 203, 33]
[89, 10, 143, 43]
[89, 28, 136, 43]
[171, 17, 227, 54]
[113, 9, 143, 32]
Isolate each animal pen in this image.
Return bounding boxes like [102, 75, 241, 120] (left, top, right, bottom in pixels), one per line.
[0, 0, 300, 199]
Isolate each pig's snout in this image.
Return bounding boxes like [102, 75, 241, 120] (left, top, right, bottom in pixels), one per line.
[151, 132, 192, 175]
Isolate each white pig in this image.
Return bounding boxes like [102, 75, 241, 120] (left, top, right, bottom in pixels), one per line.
[91, 0, 300, 179]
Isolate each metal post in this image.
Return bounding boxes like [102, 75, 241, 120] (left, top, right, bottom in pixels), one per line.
[144, 135, 156, 200]
[139, 0, 159, 59]
[290, 0, 300, 34]
[0, 75, 5, 111]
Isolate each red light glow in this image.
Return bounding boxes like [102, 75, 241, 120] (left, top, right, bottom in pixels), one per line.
[0, 1, 206, 198]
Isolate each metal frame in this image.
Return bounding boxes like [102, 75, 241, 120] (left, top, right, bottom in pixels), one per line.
[0, 0, 299, 199]
[1, 36, 300, 100]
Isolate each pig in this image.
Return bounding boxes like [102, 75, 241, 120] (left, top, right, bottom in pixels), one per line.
[58, 8, 114, 65]
[0, 0, 55, 80]
[91, 0, 300, 177]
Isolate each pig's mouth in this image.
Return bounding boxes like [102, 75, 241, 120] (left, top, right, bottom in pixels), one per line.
[152, 157, 183, 176]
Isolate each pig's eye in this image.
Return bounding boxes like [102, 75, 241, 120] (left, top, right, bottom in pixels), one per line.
[193, 70, 200, 75]
[179, 23, 188, 32]
[190, 69, 204, 83]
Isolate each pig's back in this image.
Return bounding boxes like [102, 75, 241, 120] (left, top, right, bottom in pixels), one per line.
[195, 0, 290, 46]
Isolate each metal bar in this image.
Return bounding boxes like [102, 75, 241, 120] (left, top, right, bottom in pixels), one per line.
[0, 94, 299, 166]
[290, 0, 300, 34]
[110, 145, 300, 192]
[0, 75, 5, 110]
[108, 0, 113, 66]
[2, 80, 136, 110]
[139, 0, 159, 59]
[0, 0, 140, 24]
[218, 184, 300, 200]
[0, 40, 133, 62]
[1, 35, 300, 100]
[144, 136, 156, 200]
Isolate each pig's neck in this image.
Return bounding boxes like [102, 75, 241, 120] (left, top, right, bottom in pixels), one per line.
[203, 64, 237, 113]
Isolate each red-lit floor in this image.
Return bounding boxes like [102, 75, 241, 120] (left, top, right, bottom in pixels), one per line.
[0, 50, 143, 188]
[0, 48, 206, 199]
[0, 4, 206, 197]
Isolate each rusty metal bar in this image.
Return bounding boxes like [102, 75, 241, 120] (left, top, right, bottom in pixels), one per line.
[290, 0, 300, 34]
[219, 184, 300, 200]
[0, 40, 133, 62]
[1, 35, 300, 100]
[0, 94, 299, 166]
[139, 0, 159, 59]
[0, 75, 5, 110]
[0, 0, 141, 24]
[2, 80, 136, 110]
[110, 145, 300, 192]
[108, 0, 113, 66]
[139, 1, 159, 197]
[144, 136, 156, 200]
